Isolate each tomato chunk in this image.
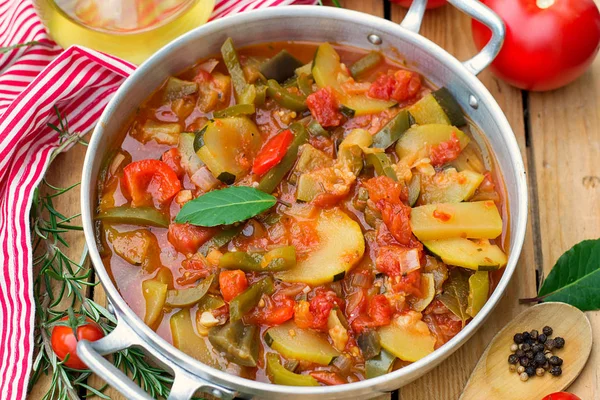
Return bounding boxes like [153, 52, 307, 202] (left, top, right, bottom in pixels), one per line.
[310, 371, 346, 386]
[351, 294, 393, 333]
[161, 148, 185, 178]
[219, 270, 248, 302]
[245, 292, 295, 326]
[122, 159, 182, 207]
[306, 87, 344, 128]
[429, 132, 462, 166]
[252, 129, 293, 175]
[368, 70, 421, 102]
[294, 289, 344, 331]
[167, 223, 216, 254]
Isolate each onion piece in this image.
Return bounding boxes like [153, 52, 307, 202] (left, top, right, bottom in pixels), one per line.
[191, 166, 219, 191]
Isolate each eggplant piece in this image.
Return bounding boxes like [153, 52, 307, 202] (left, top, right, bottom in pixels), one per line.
[365, 349, 396, 379]
[260, 50, 304, 83]
[357, 330, 382, 360]
[371, 110, 411, 149]
[208, 320, 259, 367]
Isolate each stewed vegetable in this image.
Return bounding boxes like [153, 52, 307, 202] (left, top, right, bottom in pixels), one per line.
[96, 39, 508, 386]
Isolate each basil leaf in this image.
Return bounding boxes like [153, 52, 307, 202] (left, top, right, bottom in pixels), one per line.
[439, 268, 470, 327]
[175, 186, 277, 227]
[538, 239, 600, 311]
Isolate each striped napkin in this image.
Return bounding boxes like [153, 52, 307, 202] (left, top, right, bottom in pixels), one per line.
[0, 0, 316, 399]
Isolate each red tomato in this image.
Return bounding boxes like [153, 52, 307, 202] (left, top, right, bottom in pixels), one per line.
[472, 0, 600, 91]
[391, 0, 447, 9]
[306, 87, 344, 128]
[310, 371, 346, 386]
[252, 129, 294, 175]
[429, 132, 462, 166]
[122, 159, 182, 207]
[542, 393, 581, 400]
[167, 223, 216, 254]
[51, 317, 104, 370]
[294, 290, 344, 330]
[161, 148, 184, 178]
[245, 293, 295, 326]
[368, 70, 421, 102]
[219, 270, 248, 302]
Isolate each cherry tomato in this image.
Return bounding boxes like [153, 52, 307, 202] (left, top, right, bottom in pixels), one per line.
[252, 129, 294, 175]
[542, 393, 581, 400]
[472, 0, 600, 91]
[219, 270, 248, 302]
[391, 0, 447, 9]
[122, 159, 182, 207]
[51, 317, 104, 370]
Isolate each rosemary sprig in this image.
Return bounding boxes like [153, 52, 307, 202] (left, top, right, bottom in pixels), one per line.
[317, 0, 343, 8]
[29, 108, 178, 399]
[0, 40, 43, 54]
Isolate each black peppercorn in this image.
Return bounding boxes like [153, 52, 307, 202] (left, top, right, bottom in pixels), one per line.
[550, 366, 562, 376]
[549, 356, 563, 366]
[554, 337, 565, 349]
[521, 343, 531, 352]
[538, 334, 547, 344]
[543, 326, 553, 336]
[520, 357, 530, 367]
[525, 366, 536, 376]
[515, 349, 525, 357]
[534, 352, 547, 366]
[530, 329, 539, 340]
[532, 343, 545, 354]
[545, 339, 556, 350]
[522, 331, 531, 341]
[525, 351, 534, 359]
[514, 333, 524, 344]
[508, 354, 519, 364]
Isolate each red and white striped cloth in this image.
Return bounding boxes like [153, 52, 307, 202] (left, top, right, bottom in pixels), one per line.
[0, 0, 316, 398]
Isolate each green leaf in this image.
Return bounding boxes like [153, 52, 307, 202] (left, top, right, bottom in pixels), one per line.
[538, 239, 600, 311]
[175, 186, 277, 227]
[439, 268, 471, 327]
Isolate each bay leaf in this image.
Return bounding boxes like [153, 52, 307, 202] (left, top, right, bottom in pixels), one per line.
[175, 186, 276, 227]
[538, 239, 600, 311]
[439, 267, 471, 326]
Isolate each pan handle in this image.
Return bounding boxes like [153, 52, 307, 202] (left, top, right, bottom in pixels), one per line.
[77, 308, 238, 400]
[400, 0, 505, 76]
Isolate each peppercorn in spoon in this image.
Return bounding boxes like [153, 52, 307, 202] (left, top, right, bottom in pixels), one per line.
[460, 302, 592, 400]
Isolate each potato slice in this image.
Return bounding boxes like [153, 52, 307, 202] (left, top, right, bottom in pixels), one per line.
[276, 208, 365, 284]
[423, 237, 508, 270]
[378, 313, 436, 362]
[395, 124, 470, 159]
[265, 321, 340, 365]
[410, 201, 503, 241]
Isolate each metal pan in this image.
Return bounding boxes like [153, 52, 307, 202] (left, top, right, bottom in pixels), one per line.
[79, 1, 528, 399]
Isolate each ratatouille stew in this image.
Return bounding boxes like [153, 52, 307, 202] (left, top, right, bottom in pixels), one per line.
[96, 39, 509, 386]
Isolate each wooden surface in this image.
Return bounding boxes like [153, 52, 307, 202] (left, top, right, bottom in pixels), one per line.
[460, 303, 593, 400]
[29, 1, 600, 399]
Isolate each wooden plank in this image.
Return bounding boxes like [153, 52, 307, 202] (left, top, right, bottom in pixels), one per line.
[527, 48, 600, 400]
[388, 4, 538, 400]
[28, 140, 91, 399]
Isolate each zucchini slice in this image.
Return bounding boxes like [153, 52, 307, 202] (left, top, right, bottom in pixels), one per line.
[312, 43, 395, 115]
[142, 279, 167, 329]
[260, 50, 304, 83]
[423, 237, 508, 270]
[431, 87, 466, 127]
[276, 208, 365, 285]
[419, 169, 484, 204]
[178, 132, 204, 176]
[266, 353, 319, 386]
[395, 124, 470, 159]
[265, 321, 340, 365]
[371, 110, 411, 149]
[195, 117, 261, 183]
[170, 309, 215, 366]
[378, 316, 436, 362]
[467, 271, 490, 317]
[407, 174, 421, 207]
[410, 201, 503, 241]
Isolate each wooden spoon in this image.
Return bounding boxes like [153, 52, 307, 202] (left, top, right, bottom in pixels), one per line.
[460, 302, 592, 400]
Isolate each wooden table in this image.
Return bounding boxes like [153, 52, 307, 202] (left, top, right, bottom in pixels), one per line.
[29, 1, 600, 399]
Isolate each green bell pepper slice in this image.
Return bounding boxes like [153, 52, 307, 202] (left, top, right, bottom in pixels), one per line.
[266, 79, 308, 112]
[221, 38, 247, 97]
[266, 353, 319, 386]
[97, 206, 169, 228]
[229, 276, 274, 321]
[219, 246, 296, 272]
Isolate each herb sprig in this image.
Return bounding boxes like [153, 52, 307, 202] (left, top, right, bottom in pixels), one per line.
[28, 108, 182, 399]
